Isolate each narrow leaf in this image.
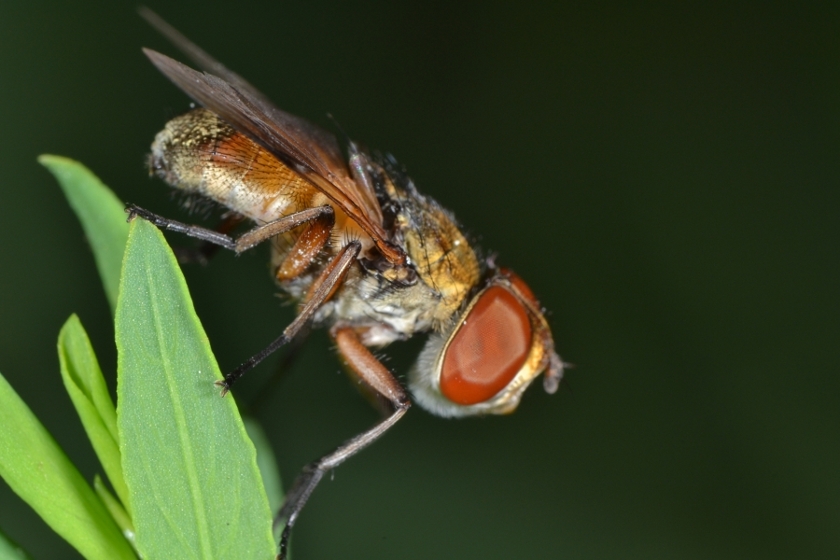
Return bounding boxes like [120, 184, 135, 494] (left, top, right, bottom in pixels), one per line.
[0, 527, 32, 560]
[39, 155, 129, 313]
[243, 417, 284, 515]
[0, 372, 135, 560]
[58, 315, 128, 508]
[116, 220, 274, 560]
[93, 475, 136, 548]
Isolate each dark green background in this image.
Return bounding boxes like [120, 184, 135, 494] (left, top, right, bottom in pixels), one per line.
[1, 1, 838, 558]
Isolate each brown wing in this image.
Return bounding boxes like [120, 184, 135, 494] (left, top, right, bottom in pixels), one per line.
[140, 8, 349, 183]
[140, 19, 404, 264]
[139, 7, 273, 106]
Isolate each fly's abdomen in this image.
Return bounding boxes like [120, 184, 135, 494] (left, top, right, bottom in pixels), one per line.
[149, 108, 315, 223]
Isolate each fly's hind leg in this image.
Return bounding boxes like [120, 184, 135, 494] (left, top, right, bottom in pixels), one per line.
[125, 203, 334, 254]
[172, 212, 244, 265]
[274, 326, 411, 560]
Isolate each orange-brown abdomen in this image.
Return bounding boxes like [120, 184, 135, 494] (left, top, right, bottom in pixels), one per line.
[149, 108, 317, 223]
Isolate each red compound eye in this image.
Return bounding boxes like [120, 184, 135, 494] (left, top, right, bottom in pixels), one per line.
[440, 286, 533, 405]
[499, 267, 539, 307]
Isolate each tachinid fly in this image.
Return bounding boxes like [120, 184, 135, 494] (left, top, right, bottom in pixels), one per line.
[130, 9, 565, 558]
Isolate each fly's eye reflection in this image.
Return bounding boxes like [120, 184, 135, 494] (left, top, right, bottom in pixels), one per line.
[132, 8, 565, 558]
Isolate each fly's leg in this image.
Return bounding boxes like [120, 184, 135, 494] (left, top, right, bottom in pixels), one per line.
[126, 202, 353, 394]
[247, 324, 311, 413]
[248, 211, 336, 407]
[274, 209, 335, 281]
[125, 203, 334, 254]
[274, 326, 411, 560]
[216, 241, 361, 394]
[172, 212, 244, 265]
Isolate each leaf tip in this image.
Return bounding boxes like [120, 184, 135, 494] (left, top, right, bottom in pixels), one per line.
[37, 153, 71, 170]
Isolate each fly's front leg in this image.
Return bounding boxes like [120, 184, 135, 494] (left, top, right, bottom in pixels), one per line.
[274, 326, 411, 560]
[125, 203, 334, 254]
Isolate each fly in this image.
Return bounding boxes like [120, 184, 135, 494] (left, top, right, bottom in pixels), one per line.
[129, 9, 565, 558]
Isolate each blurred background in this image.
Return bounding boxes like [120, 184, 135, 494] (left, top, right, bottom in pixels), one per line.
[0, 1, 838, 558]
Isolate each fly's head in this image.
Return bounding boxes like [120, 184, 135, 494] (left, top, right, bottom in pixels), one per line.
[408, 268, 564, 417]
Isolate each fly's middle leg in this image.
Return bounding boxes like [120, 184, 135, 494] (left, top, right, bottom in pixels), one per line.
[216, 241, 361, 394]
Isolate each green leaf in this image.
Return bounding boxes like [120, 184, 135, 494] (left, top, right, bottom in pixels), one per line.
[116, 220, 275, 560]
[93, 475, 135, 548]
[39, 155, 129, 313]
[243, 418, 285, 546]
[243, 417, 284, 515]
[58, 314, 128, 508]
[0, 527, 32, 560]
[0, 372, 135, 560]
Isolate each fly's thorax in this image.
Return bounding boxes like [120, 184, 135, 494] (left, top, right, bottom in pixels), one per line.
[311, 179, 482, 346]
[380, 178, 480, 328]
[401, 212, 478, 324]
